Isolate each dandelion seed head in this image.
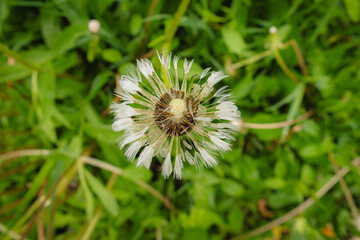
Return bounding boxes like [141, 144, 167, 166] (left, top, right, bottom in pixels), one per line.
[269, 26, 278, 34]
[112, 51, 240, 179]
[88, 19, 101, 34]
[169, 98, 187, 118]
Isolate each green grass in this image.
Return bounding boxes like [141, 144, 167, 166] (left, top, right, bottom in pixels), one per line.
[1, 0, 360, 239]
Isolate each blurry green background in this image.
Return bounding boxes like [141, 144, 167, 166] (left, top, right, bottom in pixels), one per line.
[1, 0, 360, 239]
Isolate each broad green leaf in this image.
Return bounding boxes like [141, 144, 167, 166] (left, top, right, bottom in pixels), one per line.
[52, 23, 89, 54]
[102, 49, 122, 63]
[300, 164, 315, 185]
[299, 144, 322, 159]
[228, 209, 244, 233]
[220, 179, 244, 197]
[83, 122, 118, 144]
[222, 27, 247, 55]
[130, 14, 143, 35]
[179, 207, 224, 230]
[0, 65, 31, 83]
[84, 169, 119, 216]
[344, 0, 359, 22]
[264, 177, 286, 189]
[86, 71, 113, 101]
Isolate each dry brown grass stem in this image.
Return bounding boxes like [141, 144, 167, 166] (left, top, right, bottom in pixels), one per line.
[239, 110, 313, 130]
[233, 158, 359, 240]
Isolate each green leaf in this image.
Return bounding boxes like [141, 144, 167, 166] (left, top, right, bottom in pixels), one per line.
[0, 0, 9, 36]
[300, 164, 315, 185]
[0, 65, 31, 83]
[221, 179, 245, 197]
[299, 144, 322, 159]
[52, 23, 89, 54]
[84, 169, 119, 216]
[266, 83, 303, 111]
[344, 0, 359, 22]
[130, 14, 143, 35]
[280, 83, 305, 142]
[222, 27, 247, 55]
[83, 122, 118, 144]
[7, 160, 56, 229]
[86, 71, 113, 101]
[264, 177, 286, 189]
[274, 158, 287, 178]
[179, 207, 224, 230]
[102, 48, 122, 63]
[228, 209, 244, 233]
[77, 162, 94, 221]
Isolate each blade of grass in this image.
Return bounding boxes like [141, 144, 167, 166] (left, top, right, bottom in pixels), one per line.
[78, 173, 117, 240]
[77, 161, 95, 221]
[162, 0, 190, 52]
[280, 82, 305, 142]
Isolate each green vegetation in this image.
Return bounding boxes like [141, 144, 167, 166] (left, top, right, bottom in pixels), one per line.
[1, 0, 360, 239]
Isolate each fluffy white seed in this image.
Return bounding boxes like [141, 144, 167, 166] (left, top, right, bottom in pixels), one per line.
[112, 118, 133, 132]
[125, 141, 143, 162]
[137, 145, 155, 169]
[137, 59, 155, 78]
[162, 153, 172, 179]
[174, 154, 183, 179]
[200, 67, 212, 79]
[120, 79, 140, 94]
[111, 103, 139, 118]
[173, 56, 180, 70]
[185, 151, 196, 165]
[120, 127, 148, 149]
[209, 134, 231, 151]
[216, 101, 241, 121]
[207, 71, 227, 87]
[183, 58, 194, 75]
[198, 148, 217, 167]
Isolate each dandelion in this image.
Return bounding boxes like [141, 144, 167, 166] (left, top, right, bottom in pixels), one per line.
[111, 52, 240, 179]
[88, 19, 101, 34]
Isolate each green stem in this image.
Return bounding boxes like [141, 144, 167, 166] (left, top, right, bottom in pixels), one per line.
[272, 46, 299, 84]
[139, 0, 160, 55]
[162, 0, 190, 53]
[270, 33, 299, 84]
[0, 43, 41, 71]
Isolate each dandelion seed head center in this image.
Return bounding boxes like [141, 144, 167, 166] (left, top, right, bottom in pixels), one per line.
[169, 98, 187, 117]
[154, 92, 199, 136]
